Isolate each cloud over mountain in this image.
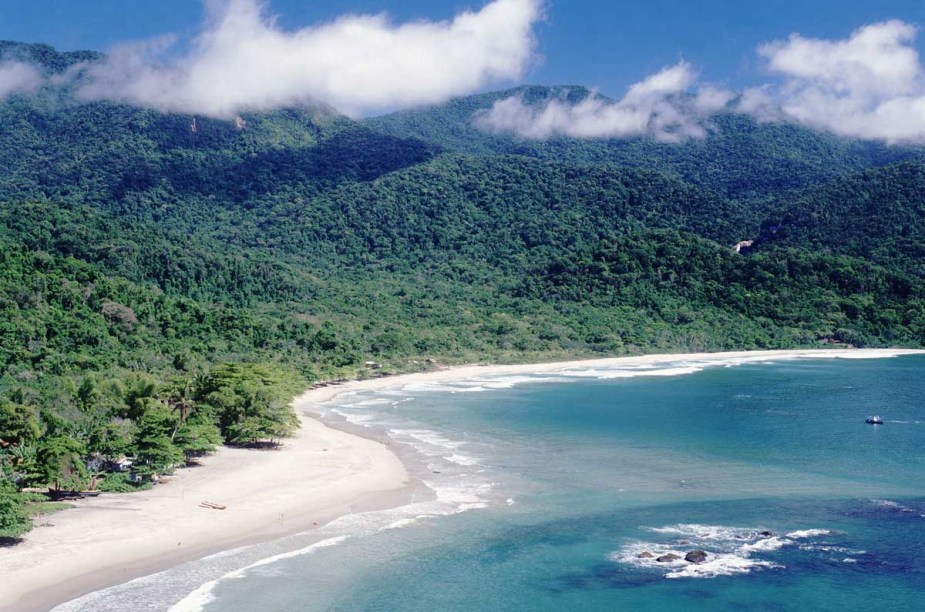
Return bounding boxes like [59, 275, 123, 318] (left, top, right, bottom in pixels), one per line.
[0, 61, 43, 100]
[75, 0, 543, 118]
[475, 62, 734, 141]
[478, 19, 925, 144]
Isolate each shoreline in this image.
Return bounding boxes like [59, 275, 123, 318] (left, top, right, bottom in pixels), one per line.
[0, 414, 412, 612]
[300, 347, 925, 405]
[1, 347, 921, 610]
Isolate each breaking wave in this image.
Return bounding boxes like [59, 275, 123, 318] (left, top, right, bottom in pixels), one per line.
[610, 523, 840, 579]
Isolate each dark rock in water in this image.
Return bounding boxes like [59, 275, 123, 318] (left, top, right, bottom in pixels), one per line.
[678, 540, 690, 545]
[656, 553, 681, 563]
[685, 550, 709, 564]
[637, 552, 655, 559]
[760, 531, 773, 537]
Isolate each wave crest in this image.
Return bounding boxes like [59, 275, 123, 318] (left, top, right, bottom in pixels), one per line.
[611, 523, 836, 579]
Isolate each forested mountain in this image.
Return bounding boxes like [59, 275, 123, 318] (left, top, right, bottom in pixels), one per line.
[755, 159, 925, 277]
[0, 40, 100, 72]
[367, 86, 918, 202]
[2, 41, 924, 537]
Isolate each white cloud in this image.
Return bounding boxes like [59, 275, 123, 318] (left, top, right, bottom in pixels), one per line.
[76, 0, 543, 118]
[477, 19, 925, 144]
[747, 20, 925, 142]
[476, 62, 734, 141]
[693, 85, 736, 114]
[734, 86, 780, 123]
[0, 61, 44, 100]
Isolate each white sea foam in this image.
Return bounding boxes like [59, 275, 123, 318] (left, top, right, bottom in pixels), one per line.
[355, 398, 392, 407]
[798, 544, 863, 555]
[560, 366, 704, 379]
[458, 502, 489, 511]
[563, 350, 916, 382]
[248, 536, 350, 571]
[647, 524, 764, 541]
[197, 543, 256, 562]
[169, 536, 350, 612]
[870, 499, 917, 513]
[328, 408, 378, 426]
[467, 375, 569, 389]
[389, 428, 464, 452]
[428, 478, 496, 509]
[167, 582, 218, 612]
[399, 381, 495, 394]
[445, 453, 482, 466]
[380, 517, 425, 531]
[824, 351, 908, 359]
[316, 391, 357, 407]
[612, 540, 781, 579]
[399, 375, 567, 395]
[614, 523, 837, 580]
[786, 529, 832, 539]
[741, 536, 792, 552]
[666, 556, 778, 579]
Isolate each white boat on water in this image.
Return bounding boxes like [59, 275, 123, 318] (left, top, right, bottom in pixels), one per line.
[865, 416, 884, 425]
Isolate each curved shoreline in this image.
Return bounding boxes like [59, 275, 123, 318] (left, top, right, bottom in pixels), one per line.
[1, 348, 921, 610]
[299, 347, 925, 405]
[0, 414, 412, 612]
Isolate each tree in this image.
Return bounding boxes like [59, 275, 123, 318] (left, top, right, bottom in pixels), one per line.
[197, 364, 299, 446]
[36, 436, 88, 492]
[173, 419, 222, 457]
[75, 376, 101, 413]
[133, 407, 184, 475]
[0, 399, 41, 447]
[0, 479, 32, 542]
[121, 375, 161, 422]
[0, 443, 42, 488]
[88, 420, 134, 460]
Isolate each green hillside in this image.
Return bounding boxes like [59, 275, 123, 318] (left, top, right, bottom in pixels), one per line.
[1, 42, 924, 536]
[756, 159, 925, 277]
[367, 86, 916, 202]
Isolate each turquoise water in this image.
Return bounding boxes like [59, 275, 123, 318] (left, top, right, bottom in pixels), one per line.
[60, 353, 925, 611]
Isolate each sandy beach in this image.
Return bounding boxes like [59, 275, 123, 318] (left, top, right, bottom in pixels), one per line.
[0, 414, 410, 611]
[1, 347, 921, 610]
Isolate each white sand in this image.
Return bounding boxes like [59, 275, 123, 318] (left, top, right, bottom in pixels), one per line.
[1, 347, 921, 610]
[0, 415, 409, 611]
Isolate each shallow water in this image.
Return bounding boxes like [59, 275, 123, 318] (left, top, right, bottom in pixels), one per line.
[60, 353, 925, 611]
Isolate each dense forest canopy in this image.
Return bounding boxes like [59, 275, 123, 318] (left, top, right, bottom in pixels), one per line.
[367, 85, 920, 202]
[1, 41, 924, 538]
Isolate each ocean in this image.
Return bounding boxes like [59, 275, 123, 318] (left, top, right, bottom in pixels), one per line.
[59, 352, 925, 611]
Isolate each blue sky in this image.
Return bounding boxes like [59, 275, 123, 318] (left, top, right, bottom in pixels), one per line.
[2, 0, 923, 98]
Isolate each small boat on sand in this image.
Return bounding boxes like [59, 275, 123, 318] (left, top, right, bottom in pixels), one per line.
[865, 416, 884, 425]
